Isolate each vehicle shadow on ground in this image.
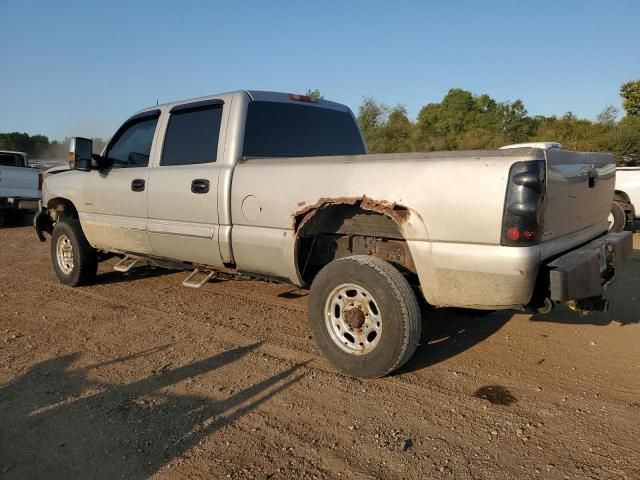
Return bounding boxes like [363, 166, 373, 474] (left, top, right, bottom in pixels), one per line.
[528, 302, 640, 326]
[0, 213, 34, 228]
[0, 342, 307, 479]
[277, 288, 309, 299]
[400, 308, 513, 373]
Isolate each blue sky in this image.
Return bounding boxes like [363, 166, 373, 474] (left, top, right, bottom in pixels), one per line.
[1, 0, 639, 139]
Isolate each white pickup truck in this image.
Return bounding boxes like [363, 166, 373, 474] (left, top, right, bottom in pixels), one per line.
[611, 167, 640, 231]
[0, 150, 41, 223]
[34, 90, 632, 378]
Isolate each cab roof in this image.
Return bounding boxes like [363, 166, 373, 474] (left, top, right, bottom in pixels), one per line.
[135, 90, 351, 116]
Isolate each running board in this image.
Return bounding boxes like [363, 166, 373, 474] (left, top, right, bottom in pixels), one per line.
[182, 269, 216, 288]
[114, 255, 143, 273]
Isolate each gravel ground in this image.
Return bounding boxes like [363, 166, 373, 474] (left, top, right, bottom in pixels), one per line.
[0, 225, 638, 479]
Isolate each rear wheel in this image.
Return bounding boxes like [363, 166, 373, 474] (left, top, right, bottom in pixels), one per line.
[308, 255, 421, 378]
[51, 219, 98, 286]
[608, 201, 626, 233]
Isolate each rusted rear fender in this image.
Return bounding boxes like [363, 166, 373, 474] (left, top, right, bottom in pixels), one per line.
[293, 195, 412, 233]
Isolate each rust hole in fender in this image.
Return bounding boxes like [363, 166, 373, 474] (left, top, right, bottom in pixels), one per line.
[293, 195, 410, 232]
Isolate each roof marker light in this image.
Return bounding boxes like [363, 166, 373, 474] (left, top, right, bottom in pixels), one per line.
[288, 93, 318, 103]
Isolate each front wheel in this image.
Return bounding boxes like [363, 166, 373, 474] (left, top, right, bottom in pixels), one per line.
[50, 219, 98, 286]
[308, 255, 422, 378]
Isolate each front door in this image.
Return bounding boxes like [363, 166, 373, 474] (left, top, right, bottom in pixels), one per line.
[79, 113, 159, 254]
[146, 100, 225, 267]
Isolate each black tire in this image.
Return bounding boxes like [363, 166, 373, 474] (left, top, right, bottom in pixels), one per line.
[308, 255, 421, 378]
[50, 219, 98, 286]
[609, 201, 626, 233]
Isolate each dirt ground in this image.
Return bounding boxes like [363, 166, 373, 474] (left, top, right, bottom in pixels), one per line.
[0, 225, 638, 479]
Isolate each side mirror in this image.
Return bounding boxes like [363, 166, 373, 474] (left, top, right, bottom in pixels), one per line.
[68, 137, 93, 171]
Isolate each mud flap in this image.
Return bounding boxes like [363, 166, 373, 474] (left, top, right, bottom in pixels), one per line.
[33, 208, 53, 242]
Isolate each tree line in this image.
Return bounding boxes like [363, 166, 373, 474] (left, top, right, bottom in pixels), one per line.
[2, 81, 639, 163]
[354, 80, 640, 164]
[0, 132, 106, 160]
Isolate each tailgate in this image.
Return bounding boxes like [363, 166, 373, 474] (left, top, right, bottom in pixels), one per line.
[0, 165, 40, 199]
[542, 150, 615, 242]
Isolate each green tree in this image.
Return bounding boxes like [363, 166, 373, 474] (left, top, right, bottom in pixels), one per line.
[620, 80, 640, 117]
[376, 106, 414, 153]
[414, 88, 525, 150]
[497, 99, 531, 143]
[598, 116, 640, 164]
[357, 97, 388, 152]
[305, 89, 323, 100]
[596, 104, 619, 126]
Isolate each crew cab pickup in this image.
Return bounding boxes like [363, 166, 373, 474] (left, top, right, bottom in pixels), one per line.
[0, 150, 41, 222]
[34, 90, 632, 378]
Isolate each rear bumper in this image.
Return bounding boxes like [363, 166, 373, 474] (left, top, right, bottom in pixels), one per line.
[410, 230, 632, 311]
[410, 240, 542, 310]
[0, 197, 40, 211]
[547, 231, 633, 302]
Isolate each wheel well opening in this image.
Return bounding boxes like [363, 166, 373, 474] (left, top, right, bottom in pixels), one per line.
[614, 190, 629, 202]
[47, 198, 79, 221]
[295, 203, 417, 285]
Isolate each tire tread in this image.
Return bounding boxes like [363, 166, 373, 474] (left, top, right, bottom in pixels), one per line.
[343, 255, 421, 375]
[51, 219, 97, 286]
[309, 255, 421, 377]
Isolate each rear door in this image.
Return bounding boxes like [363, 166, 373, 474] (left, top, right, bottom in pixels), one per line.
[543, 150, 615, 241]
[146, 99, 226, 267]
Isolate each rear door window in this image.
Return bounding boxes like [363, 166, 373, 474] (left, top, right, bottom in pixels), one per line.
[0, 154, 20, 167]
[243, 101, 365, 158]
[161, 105, 223, 166]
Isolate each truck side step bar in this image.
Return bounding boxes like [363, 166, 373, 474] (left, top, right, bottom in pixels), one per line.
[182, 269, 217, 288]
[114, 255, 144, 273]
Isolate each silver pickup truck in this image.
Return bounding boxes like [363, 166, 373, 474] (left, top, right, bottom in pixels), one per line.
[34, 90, 632, 378]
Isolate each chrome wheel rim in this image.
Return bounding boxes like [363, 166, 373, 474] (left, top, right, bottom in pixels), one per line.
[607, 212, 614, 231]
[56, 234, 74, 274]
[324, 283, 382, 355]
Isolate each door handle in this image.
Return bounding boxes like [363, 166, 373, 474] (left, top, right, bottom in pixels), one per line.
[191, 179, 210, 194]
[588, 168, 596, 188]
[131, 179, 145, 192]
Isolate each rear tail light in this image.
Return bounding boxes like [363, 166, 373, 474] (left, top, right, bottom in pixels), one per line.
[288, 93, 318, 103]
[38, 173, 43, 191]
[501, 160, 545, 246]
